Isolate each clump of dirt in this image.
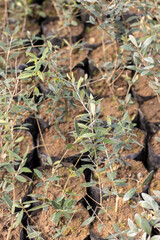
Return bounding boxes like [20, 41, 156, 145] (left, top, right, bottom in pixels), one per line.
[38, 102, 84, 159]
[134, 76, 155, 97]
[141, 97, 160, 122]
[38, 123, 76, 157]
[150, 130, 160, 154]
[84, 26, 105, 46]
[42, 19, 84, 39]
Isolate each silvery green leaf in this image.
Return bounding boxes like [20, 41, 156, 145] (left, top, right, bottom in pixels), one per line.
[123, 188, 137, 202]
[142, 170, 154, 186]
[139, 201, 152, 210]
[141, 232, 147, 240]
[127, 230, 138, 237]
[141, 217, 151, 235]
[128, 218, 137, 231]
[150, 236, 160, 240]
[142, 36, 153, 49]
[135, 213, 142, 227]
[129, 35, 138, 47]
[81, 216, 95, 226]
[143, 57, 154, 63]
[13, 210, 23, 228]
[153, 190, 160, 198]
[90, 101, 95, 117]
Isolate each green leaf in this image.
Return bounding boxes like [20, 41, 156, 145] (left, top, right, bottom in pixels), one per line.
[141, 193, 154, 205]
[107, 171, 116, 180]
[0, 42, 7, 51]
[129, 35, 138, 47]
[142, 36, 153, 49]
[23, 146, 29, 159]
[37, 70, 44, 81]
[0, 162, 10, 167]
[113, 223, 121, 233]
[139, 201, 152, 210]
[128, 218, 137, 231]
[27, 52, 37, 59]
[74, 119, 79, 135]
[9, 52, 20, 59]
[141, 232, 147, 240]
[143, 65, 154, 70]
[34, 169, 43, 179]
[66, 143, 73, 150]
[80, 89, 85, 101]
[141, 217, 151, 235]
[51, 200, 62, 210]
[13, 210, 23, 228]
[47, 176, 61, 181]
[51, 212, 62, 225]
[141, 193, 159, 212]
[123, 188, 137, 202]
[0, 56, 6, 64]
[80, 133, 95, 138]
[5, 184, 13, 193]
[81, 182, 97, 187]
[15, 136, 24, 143]
[142, 170, 154, 186]
[78, 123, 89, 129]
[8, 150, 21, 160]
[26, 46, 32, 54]
[134, 214, 151, 234]
[14, 25, 19, 35]
[154, 223, 160, 228]
[5, 26, 11, 37]
[16, 175, 26, 182]
[81, 216, 95, 226]
[141, 70, 150, 76]
[34, 86, 40, 96]
[122, 44, 136, 51]
[89, 16, 96, 25]
[2, 194, 12, 209]
[126, 65, 136, 71]
[5, 164, 15, 173]
[47, 156, 52, 165]
[143, 57, 154, 63]
[75, 165, 95, 177]
[34, 61, 41, 72]
[135, 213, 141, 227]
[61, 211, 71, 221]
[127, 230, 138, 237]
[98, 223, 103, 233]
[42, 47, 49, 59]
[19, 72, 34, 79]
[151, 236, 160, 240]
[153, 190, 160, 198]
[103, 138, 118, 144]
[72, 90, 79, 101]
[28, 231, 41, 238]
[126, 93, 131, 104]
[19, 167, 32, 174]
[77, 77, 82, 90]
[29, 204, 49, 212]
[47, 40, 52, 51]
[90, 101, 95, 117]
[107, 116, 111, 126]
